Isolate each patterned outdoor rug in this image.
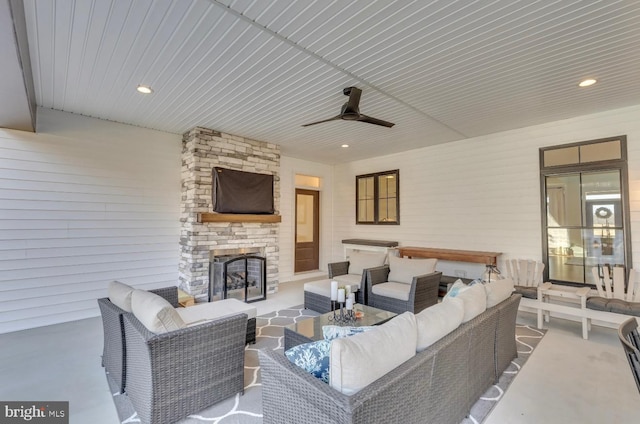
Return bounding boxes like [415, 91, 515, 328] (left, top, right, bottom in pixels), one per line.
[107, 307, 546, 424]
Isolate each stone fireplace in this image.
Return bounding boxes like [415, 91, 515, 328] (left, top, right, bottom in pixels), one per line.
[179, 127, 280, 301]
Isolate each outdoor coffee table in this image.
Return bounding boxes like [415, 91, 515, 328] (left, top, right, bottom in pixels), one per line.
[284, 303, 397, 350]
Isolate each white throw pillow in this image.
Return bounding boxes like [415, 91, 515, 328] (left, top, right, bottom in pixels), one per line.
[130, 289, 186, 334]
[387, 255, 437, 284]
[330, 312, 417, 395]
[415, 297, 465, 352]
[108, 280, 135, 312]
[348, 251, 387, 275]
[444, 280, 487, 322]
[485, 278, 515, 308]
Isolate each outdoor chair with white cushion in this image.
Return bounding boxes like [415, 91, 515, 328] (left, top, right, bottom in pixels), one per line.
[97, 281, 179, 393]
[304, 251, 387, 313]
[124, 289, 247, 424]
[98, 281, 256, 394]
[366, 255, 441, 314]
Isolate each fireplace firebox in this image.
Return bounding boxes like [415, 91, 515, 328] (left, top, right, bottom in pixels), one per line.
[209, 248, 267, 303]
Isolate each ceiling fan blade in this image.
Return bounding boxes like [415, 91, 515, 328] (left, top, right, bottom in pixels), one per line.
[344, 87, 362, 114]
[301, 115, 342, 127]
[358, 115, 395, 128]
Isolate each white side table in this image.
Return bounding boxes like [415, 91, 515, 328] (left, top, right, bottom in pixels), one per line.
[538, 283, 591, 339]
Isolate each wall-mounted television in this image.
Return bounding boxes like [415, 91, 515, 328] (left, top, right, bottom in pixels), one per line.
[212, 167, 274, 214]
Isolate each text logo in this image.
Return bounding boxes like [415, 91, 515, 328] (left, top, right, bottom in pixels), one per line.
[1, 402, 68, 423]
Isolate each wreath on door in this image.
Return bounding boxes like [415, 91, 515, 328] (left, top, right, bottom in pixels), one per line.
[595, 207, 613, 220]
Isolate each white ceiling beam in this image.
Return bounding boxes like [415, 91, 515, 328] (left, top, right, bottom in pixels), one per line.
[0, 0, 36, 132]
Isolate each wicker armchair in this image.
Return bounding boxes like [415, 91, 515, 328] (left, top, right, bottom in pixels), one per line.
[327, 260, 366, 303]
[123, 312, 247, 424]
[366, 265, 442, 314]
[97, 286, 178, 393]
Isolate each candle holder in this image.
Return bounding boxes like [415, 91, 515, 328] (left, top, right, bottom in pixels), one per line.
[328, 302, 357, 324]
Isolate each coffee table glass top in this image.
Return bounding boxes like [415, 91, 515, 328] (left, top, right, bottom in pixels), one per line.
[285, 304, 396, 343]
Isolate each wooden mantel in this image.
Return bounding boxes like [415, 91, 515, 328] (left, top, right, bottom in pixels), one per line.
[397, 247, 501, 266]
[198, 213, 281, 224]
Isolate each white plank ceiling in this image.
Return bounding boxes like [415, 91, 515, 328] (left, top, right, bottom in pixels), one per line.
[21, 0, 640, 164]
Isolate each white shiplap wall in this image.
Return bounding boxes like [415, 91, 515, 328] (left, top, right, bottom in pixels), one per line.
[0, 108, 181, 334]
[332, 104, 640, 279]
[279, 156, 334, 283]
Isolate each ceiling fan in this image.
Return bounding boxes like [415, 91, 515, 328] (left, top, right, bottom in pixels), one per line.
[302, 87, 395, 128]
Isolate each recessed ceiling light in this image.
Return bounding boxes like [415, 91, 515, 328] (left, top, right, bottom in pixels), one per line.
[341, 144, 349, 148]
[136, 85, 153, 94]
[578, 78, 597, 87]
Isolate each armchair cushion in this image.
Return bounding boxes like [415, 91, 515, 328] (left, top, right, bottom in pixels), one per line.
[371, 281, 411, 301]
[131, 290, 186, 334]
[415, 296, 464, 352]
[388, 255, 437, 284]
[176, 298, 257, 324]
[330, 312, 417, 395]
[333, 273, 362, 287]
[348, 251, 387, 275]
[484, 278, 515, 308]
[285, 339, 332, 383]
[108, 280, 135, 312]
[444, 280, 487, 322]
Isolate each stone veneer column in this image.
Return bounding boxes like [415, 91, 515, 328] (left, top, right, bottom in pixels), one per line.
[179, 127, 280, 299]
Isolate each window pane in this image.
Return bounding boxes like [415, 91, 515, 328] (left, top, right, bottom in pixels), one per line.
[358, 177, 374, 200]
[544, 146, 579, 167]
[546, 175, 581, 227]
[380, 198, 397, 222]
[548, 228, 585, 283]
[296, 194, 315, 243]
[358, 199, 374, 222]
[580, 140, 621, 163]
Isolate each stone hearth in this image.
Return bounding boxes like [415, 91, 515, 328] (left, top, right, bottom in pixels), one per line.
[179, 127, 280, 300]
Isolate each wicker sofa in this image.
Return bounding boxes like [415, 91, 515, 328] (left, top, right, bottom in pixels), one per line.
[259, 293, 522, 424]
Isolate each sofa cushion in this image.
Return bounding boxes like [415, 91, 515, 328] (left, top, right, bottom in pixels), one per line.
[371, 282, 411, 301]
[415, 297, 464, 352]
[130, 290, 186, 334]
[388, 255, 437, 284]
[484, 278, 515, 308]
[322, 325, 376, 341]
[108, 280, 135, 312]
[176, 298, 257, 325]
[330, 312, 417, 395]
[285, 339, 331, 383]
[348, 251, 387, 276]
[444, 280, 487, 322]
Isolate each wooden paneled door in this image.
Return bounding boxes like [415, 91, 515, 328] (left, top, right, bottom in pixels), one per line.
[295, 189, 319, 272]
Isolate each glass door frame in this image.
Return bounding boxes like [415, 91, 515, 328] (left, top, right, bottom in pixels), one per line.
[539, 136, 632, 286]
